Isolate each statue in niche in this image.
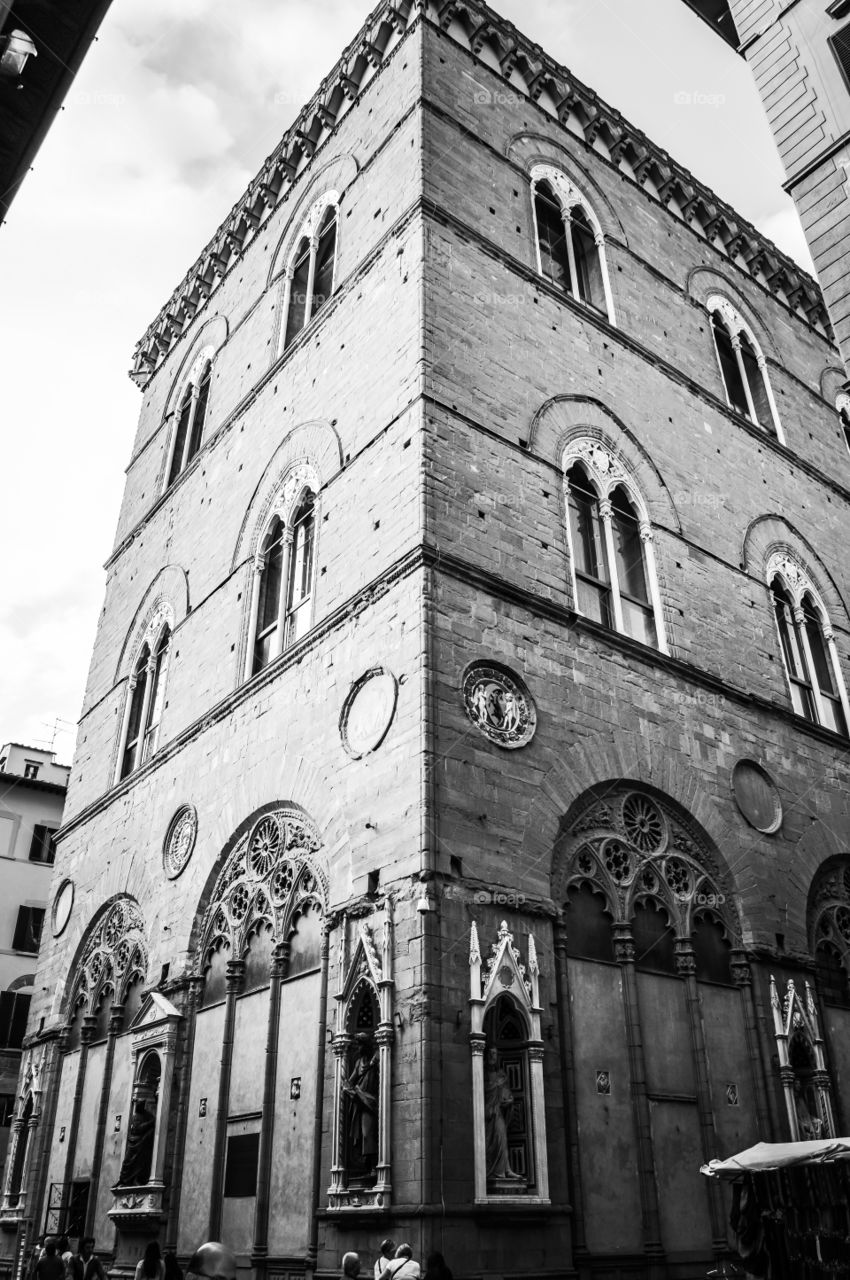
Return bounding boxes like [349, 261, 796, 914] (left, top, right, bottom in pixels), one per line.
[342, 1032, 379, 1180]
[484, 1048, 523, 1183]
[793, 1075, 822, 1141]
[117, 1099, 156, 1185]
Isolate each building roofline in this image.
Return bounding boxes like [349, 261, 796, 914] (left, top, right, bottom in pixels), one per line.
[0, 771, 68, 798]
[129, 0, 829, 390]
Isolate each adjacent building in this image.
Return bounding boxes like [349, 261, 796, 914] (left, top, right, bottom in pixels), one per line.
[2, 1, 850, 1279]
[0, 747, 68, 1173]
[681, 0, 850, 374]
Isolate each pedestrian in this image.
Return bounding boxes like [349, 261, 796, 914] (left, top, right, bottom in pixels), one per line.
[26, 1236, 46, 1280]
[35, 1240, 64, 1280]
[184, 1243, 237, 1280]
[423, 1255, 452, 1280]
[341, 1254, 360, 1280]
[378, 1245, 420, 1280]
[373, 1241, 396, 1280]
[163, 1253, 182, 1280]
[76, 1238, 106, 1280]
[134, 1243, 164, 1280]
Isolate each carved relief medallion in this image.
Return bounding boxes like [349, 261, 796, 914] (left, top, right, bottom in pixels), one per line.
[163, 805, 198, 879]
[462, 662, 536, 750]
[340, 668, 398, 759]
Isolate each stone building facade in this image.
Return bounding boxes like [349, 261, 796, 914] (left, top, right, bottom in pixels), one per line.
[2, 2, 850, 1279]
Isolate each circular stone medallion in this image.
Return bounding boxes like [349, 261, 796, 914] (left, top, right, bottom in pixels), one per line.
[731, 760, 782, 834]
[163, 804, 198, 879]
[462, 662, 537, 750]
[52, 879, 74, 937]
[340, 668, 398, 759]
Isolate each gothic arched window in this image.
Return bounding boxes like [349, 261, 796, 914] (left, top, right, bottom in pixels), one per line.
[118, 623, 172, 780]
[531, 166, 614, 321]
[768, 554, 848, 735]
[563, 443, 667, 652]
[808, 858, 850, 1010]
[707, 297, 783, 441]
[280, 195, 339, 353]
[247, 481, 317, 679]
[166, 358, 212, 487]
[837, 393, 850, 458]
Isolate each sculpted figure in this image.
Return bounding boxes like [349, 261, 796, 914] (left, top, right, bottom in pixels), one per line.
[793, 1076, 822, 1141]
[117, 1099, 156, 1185]
[343, 1032, 379, 1174]
[484, 1049, 523, 1180]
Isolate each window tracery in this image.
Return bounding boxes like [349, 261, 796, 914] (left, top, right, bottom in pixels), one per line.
[245, 466, 319, 678]
[198, 807, 327, 978]
[530, 165, 615, 322]
[165, 354, 213, 488]
[768, 551, 849, 736]
[278, 192, 339, 355]
[808, 858, 850, 1007]
[557, 787, 738, 952]
[116, 608, 173, 781]
[66, 898, 148, 1033]
[707, 295, 783, 441]
[562, 440, 668, 653]
[837, 393, 850, 457]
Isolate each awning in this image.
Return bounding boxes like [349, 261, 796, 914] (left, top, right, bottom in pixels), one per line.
[701, 1139, 850, 1178]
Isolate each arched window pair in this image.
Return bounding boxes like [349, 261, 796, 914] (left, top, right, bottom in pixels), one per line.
[708, 296, 783, 441]
[246, 484, 317, 678]
[563, 442, 667, 653]
[278, 194, 339, 355]
[117, 620, 172, 781]
[166, 359, 212, 488]
[769, 554, 849, 735]
[531, 165, 614, 323]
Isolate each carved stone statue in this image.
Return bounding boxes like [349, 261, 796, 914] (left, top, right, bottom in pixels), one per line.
[117, 1099, 156, 1186]
[484, 1049, 523, 1182]
[342, 1032, 379, 1178]
[793, 1076, 822, 1141]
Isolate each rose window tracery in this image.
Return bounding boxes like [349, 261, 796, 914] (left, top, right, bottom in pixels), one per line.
[199, 807, 328, 970]
[809, 861, 850, 994]
[67, 897, 148, 1021]
[557, 786, 737, 942]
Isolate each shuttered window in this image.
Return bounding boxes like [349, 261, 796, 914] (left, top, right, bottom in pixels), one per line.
[28, 825, 57, 864]
[830, 24, 850, 90]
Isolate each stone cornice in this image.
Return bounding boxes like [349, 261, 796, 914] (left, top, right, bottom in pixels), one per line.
[129, 0, 829, 389]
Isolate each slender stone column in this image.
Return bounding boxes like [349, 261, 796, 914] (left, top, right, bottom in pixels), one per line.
[599, 498, 625, 632]
[243, 558, 265, 681]
[674, 941, 725, 1250]
[208, 959, 245, 1240]
[470, 1036, 487, 1203]
[307, 923, 331, 1269]
[553, 923, 585, 1253]
[594, 229, 616, 324]
[252, 942, 289, 1268]
[272, 531, 294, 659]
[639, 524, 669, 654]
[114, 675, 137, 784]
[795, 606, 828, 725]
[730, 334, 759, 425]
[179, 383, 202, 473]
[824, 627, 850, 731]
[756, 352, 785, 443]
[165, 977, 204, 1250]
[85, 1005, 124, 1234]
[61, 1018, 95, 1201]
[730, 952, 772, 1139]
[613, 925, 665, 1273]
[328, 1033, 352, 1199]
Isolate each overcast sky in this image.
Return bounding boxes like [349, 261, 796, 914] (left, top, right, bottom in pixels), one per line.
[0, 0, 811, 766]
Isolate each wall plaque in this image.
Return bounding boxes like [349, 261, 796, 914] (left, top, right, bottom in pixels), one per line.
[163, 804, 198, 879]
[462, 662, 537, 750]
[340, 667, 398, 759]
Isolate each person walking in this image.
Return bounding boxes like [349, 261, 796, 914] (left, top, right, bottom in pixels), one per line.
[134, 1243, 165, 1280]
[58, 1237, 74, 1280]
[341, 1254, 360, 1280]
[184, 1243, 237, 1280]
[76, 1238, 106, 1280]
[163, 1252, 182, 1280]
[35, 1240, 64, 1280]
[423, 1254, 453, 1280]
[373, 1241, 396, 1280]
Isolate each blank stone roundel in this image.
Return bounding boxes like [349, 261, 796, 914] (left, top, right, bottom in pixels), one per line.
[340, 667, 398, 759]
[52, 879, 74, 937]
[732, 760, 782, 834]
[163, 804, 198, 879]
[462, 661, 537, 750]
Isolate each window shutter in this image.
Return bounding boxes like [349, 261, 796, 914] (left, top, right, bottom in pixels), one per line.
[28, 825, 47, 862]
[0, 992, 13, 1048]
[830, 24, 850, 88]
[9, 993, 31, 1048]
